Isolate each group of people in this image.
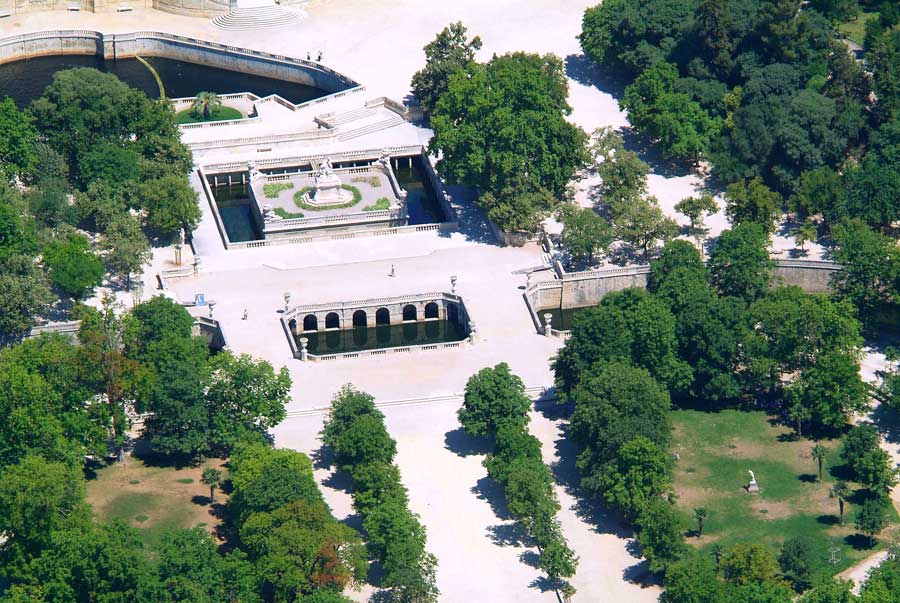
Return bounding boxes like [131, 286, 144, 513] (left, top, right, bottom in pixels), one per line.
[306, 51, 324, 62]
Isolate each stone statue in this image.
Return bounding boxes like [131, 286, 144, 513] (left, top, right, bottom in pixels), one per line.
[248, 160, 262, 181]
[747, 469, 760, 493]
[318, 157, 334, 177]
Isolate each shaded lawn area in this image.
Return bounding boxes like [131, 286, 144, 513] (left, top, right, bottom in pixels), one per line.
[85, 456, 228, 550]
[671, 409, 898, 576]
[838, 9, 879, 45]
[176, 105, 243, 124]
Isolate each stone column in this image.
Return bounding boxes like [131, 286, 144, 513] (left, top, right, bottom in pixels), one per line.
[193, 257, 202, 276]
[544, 313, 553, 337]
[468, 321, 476, 344]
[299, 337, 308, 361]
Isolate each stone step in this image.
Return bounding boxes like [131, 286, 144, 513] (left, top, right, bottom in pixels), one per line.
[212, 5, 301, 30]
[336, 115, 405, 141]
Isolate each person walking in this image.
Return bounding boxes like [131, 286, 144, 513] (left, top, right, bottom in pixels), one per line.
[389, 264, 395, 277]
[306, 52, 311, 61]
[317, 50, 323, 62]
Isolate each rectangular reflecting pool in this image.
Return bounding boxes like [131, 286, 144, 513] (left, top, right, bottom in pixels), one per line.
[394, 157, 446, 225]
[298, 320, 467, 355]
[210, 183, 262, 243]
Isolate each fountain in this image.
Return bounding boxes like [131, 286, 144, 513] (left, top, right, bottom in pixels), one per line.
[301, 158, 353, 206]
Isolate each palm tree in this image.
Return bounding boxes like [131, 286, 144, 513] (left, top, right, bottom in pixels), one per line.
[694, 507, 709, 537]
[191, 91, 222, 121]
[794, 219, 817, 253]
[201, 467, 222, 503]
[830, 481, 851, 525]
[811, 444, 828, 482]
[712, 543, 724, 567]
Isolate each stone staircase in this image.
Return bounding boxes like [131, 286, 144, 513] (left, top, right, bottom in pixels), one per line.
[213, 4, 302, 30]
[336, 115, 405, 141]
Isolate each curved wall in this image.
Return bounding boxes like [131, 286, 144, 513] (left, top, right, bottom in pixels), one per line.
[0, 30, 358, 92]
[0, 0, 303, 16]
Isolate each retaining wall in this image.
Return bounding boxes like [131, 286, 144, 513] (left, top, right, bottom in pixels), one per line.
[0, 31, 358, 93]
[524, 259, 842, 334]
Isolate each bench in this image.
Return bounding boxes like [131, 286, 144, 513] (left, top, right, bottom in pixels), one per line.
[116, 4, 133, 10]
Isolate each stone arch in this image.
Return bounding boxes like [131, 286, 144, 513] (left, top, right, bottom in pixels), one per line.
[302, 314, 318, 332]
[352, 310, 368, 327]
[424, 302, 439, 319]
[325, 312, 340, 329]
[402, 304, 417, 321]
[376, 307, 390, 325]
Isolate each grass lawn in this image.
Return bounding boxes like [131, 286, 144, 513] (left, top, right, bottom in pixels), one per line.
[176, 105, 243, 124]
[838, 10, 878, 45]
[672, 409, 899, 575]
[85, 456, 228, 550]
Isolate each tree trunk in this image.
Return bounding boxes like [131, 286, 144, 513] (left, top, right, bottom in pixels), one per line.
[818, 458, 823, 482]
[839, 500, 845, 525]
[209, 486, 215, 502]
[698, 520, 703, 537]
[796, 416, 802, 437]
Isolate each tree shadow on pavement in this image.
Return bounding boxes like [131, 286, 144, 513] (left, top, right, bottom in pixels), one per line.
[872, 403, 900, 445]
[444, 427, 493, 457]
[535, 403, 636, 542]
[564, 53, 627, 101]
[443, 182, 498, 245]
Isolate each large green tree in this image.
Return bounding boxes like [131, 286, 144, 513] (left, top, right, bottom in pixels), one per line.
[568, 361, 672, 496]
[205, 351, 290, 452]
[0, 97, 37, 180]
[429, 52, 588, 232]
[42, 234, 104, 299]
[411, 22, 482, 113]
[708, 223, 773, 301]
[458, 362, 531, 436]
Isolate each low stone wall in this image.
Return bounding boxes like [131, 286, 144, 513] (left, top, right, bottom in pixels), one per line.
[0, 30, 358, 93]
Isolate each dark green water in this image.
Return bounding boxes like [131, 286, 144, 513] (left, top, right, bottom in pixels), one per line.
[298, 320, 467, 355]
[395, 157, 445, 225]
[210, 183, 261, 242]
[538, 306, 591, 331]
[0, 55, 329, 107]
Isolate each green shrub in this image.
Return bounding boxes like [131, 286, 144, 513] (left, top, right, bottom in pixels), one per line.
[363, 197, 391, 212]
[273, 207, 304, 219]
[263, 182, 294, 198]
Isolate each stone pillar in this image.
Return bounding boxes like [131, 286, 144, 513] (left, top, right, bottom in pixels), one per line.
[544, 313, 553, 337]
[283, 292, 291, 313]
[468, 321, 476, 344]
[193, 257, 202, 276]
[174, 243, 183, 266]
[450, 275, 457, 294]
[299, 337, 308, 361]
[208, 300, 216, 318]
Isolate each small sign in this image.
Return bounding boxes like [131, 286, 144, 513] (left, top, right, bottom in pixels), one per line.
[195, 293, 206, 307]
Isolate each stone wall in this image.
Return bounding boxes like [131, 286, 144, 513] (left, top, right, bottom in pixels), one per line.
[0, 31, 358, 93]
[523, 259, 842, 333]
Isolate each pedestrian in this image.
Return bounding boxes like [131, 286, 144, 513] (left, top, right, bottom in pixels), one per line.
[317, 50, 322, 62]
[389, 264, 395, 277]
[242, 308, 248, 320]
[306, 51, 311, 61]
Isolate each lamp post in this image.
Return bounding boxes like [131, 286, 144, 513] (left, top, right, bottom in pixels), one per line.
[450, 275, 457, 294]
